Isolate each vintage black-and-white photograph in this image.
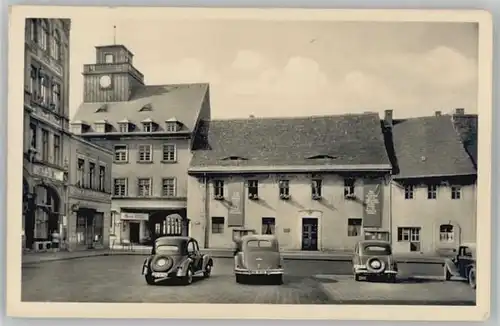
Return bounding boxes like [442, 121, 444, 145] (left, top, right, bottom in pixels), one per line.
[7, 6, 492, 321]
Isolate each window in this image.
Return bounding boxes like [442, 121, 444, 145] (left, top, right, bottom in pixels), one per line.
[53, 135, 60, 165]
[77, 158, 85, 186]
[29, 123, 37, 149]
[99, 166, 106, 192]
[113, 178, 127, 196]
[248, 180, 258, 198]
[40, 76, 48, 105]
[138, 145, 152, 162]
[397, 227, 421, 242]
[41, 129, 49, 161]
[118, 123, 129, 133]
[162, 144, 176, 162]
[137, 178, 152, 197]
[211, 217, 224, 234]
[104, 53, 114, 64]
[30, 19, 37, 42]
[162, 178, 176, 197]
[439, 224, 455, 242]
[347, 218, 362, 237]
[88, 162, 96, 189]
[279, 180, 289, 197]
[76, 215, 86, 245]
[404, 185, 414, 199]
[427, 185, 438, 199]
[29, 66, 37, 94]
[166, 122, 177, 132]
[52, 30, 61, 60]
[214, 180, 224, 198]
[143, 122, 153, 132]
[114, 145, 128, 162]
[40, 20, 48, 50]
[51, 83, 60, 111]
[94, 123, 106, 133]
[344, 178, 355, 197]
[451, 186, 461, 200]
[261, 217, 275, 235]
[312, 178, 322, 197]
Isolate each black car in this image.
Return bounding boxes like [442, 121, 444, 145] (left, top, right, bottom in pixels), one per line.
[141, 236, 214, 285]
[444, 243, 476, 289]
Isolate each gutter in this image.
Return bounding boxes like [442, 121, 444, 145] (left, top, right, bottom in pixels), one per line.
[203, 173, 209, 248]
[188, 164, 393, 174]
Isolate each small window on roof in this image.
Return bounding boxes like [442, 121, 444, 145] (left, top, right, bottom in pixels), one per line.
[307, 154, 338, 160]
[95, 104, 108, 113]
[166, 122, 178, 132]
[222, 156, 248, 161]
[139, 103, 152, 112]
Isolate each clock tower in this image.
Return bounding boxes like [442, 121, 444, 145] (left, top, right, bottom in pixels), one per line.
[82, 44, 145, 103]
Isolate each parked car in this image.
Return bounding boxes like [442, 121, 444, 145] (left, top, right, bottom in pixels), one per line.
[352, 240, 398, 282]
[141, 236, 213, 285]
[234, 234, 284, 284]
[444, 242, 476, 289]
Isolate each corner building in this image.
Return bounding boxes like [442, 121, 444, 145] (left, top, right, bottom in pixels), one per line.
[72, 44, 211, 246]
[187, 113, 393, 250]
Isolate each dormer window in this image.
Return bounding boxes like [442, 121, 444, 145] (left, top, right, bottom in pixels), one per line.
[307, 154, 338, 160]
[95, 104, 108, 113]
[165, 117, 182, 132]
[118, 118, 130, 133]
[141, 118, 156, 132]
[70, 121, 90, 135]
[222, 156, 248, 161]
[94, 120, 109, 133]
[139, 103, 152, 112]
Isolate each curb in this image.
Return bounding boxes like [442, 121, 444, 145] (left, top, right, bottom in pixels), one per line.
[22, 251, 445, 266]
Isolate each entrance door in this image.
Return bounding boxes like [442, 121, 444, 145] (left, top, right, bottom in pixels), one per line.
[302, 218, 318, 251]
[85, 216, 95, 249]
[129, 222, 140, 244]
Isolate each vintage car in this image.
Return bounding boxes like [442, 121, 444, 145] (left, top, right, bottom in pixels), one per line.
[444, 242, 476, 289]
[234, 234, 284, 284]
[352, 240, 398, 282]
[141, 236, 213, 285]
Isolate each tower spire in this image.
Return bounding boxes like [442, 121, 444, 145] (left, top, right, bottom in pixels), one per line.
[113, 25, 116, 45]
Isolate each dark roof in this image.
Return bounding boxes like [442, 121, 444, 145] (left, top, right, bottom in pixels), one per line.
[391, 115, 476, 179]
[452, 114, 478, 167]
[155, 236, 192, 246]
[72, 83, 208, 133]
[189, 113, 391, 171]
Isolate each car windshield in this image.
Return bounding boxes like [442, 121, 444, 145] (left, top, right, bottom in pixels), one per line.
[245, 240, 276, 251]
[155, 244, 180, 254]
[363, 245, 391, 255]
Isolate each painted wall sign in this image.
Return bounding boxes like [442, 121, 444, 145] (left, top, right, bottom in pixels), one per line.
[120, 212, 149, 221]
[227, 182, 245, 227]
[32, 164, 65, 182]
[363, 180, 383, 228]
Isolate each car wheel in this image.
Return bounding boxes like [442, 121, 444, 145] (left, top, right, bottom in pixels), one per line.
[444, 265, 452, 281]
[387, 275, 396, 283]
[354, 274, 360, 281]
[235, 274, 244, 284]
[468, 267, 476, 290]
[182, 266, 194, 285]
[204, 261, 213, 278]
[145, 274, 156, 285]
[274, 275, 283, 285]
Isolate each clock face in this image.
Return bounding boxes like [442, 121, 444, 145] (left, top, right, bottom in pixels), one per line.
[99, 75, 112, 88]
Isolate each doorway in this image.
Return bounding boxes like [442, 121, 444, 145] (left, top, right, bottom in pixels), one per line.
[301, 218, 318, 251]
[129, 222, 140, 244]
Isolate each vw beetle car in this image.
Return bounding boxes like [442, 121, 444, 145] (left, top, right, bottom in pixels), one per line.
[234, 234, 284, 284]
[444, 242, 476, 289]
[141, 236, 213, 285]
[352, 240, 398, 282]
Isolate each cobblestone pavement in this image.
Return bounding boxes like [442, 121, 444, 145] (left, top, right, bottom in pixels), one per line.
[22, 256, 476, 305]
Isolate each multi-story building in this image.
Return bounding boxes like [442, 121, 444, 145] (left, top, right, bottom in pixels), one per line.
[385, 109, 477, 254]
[66, 135, 113, 251]
[22, 18, 72, 251]
[71, 44, 211, 246]
[187, 113, 393, 250]
[23, 18, 113, 252]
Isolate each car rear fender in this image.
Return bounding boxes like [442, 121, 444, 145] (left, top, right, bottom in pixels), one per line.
[444, 258, 460, 276]
[234, 252, 245, 269]
[141, 256, 151, 275]
[176, 257, 193, 276]
[202, 254, 212, 269]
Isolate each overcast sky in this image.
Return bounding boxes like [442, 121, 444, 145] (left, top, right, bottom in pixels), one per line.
[68, 17, 478, 119]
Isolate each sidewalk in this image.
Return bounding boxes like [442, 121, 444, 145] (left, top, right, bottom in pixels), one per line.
[22, 245, 445, 265]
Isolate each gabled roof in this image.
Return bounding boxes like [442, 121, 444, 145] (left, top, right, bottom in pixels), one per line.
[72, 83, 208, 133]
[391, 115, 476, 179]
[452, 114, 478, 167]
[189, 113, 392, 172]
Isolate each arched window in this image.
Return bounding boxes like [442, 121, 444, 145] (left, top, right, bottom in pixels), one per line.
[52, 29, 61, 60]
[40, 20, 48, 51]
[439, 224, 454, 242]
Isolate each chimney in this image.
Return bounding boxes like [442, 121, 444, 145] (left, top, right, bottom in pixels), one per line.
[249, 114, 255, 119]
[435, 111, 442, 116]
[384, 109, 393, 128]
[454, 108, 465, 115]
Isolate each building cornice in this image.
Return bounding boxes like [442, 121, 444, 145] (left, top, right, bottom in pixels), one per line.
[70, 134, 114, 155]
[188, 164, 392, 174]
